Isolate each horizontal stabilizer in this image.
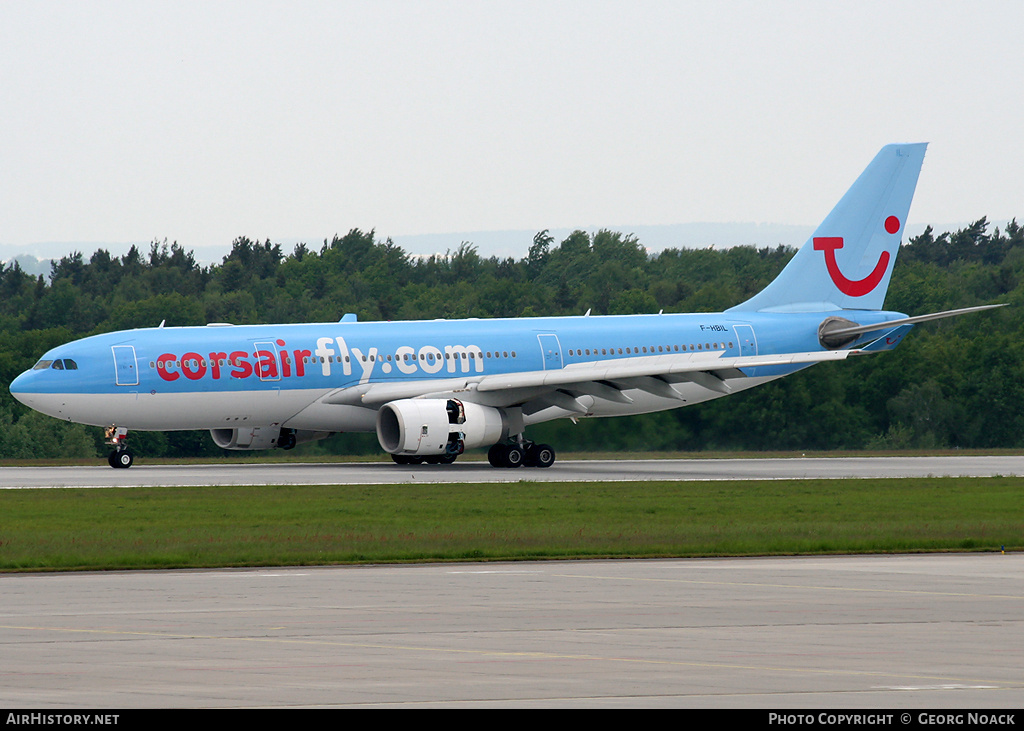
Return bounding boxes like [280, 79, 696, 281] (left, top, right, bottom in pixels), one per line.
[821, 304, 1006, 347]
[857, 325, 915, 352]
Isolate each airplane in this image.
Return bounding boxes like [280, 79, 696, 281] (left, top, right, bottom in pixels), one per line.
[8, 143, 1003, 469]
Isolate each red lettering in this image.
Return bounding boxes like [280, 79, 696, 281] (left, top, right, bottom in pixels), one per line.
[277, 340, 291, 378]
[157, 353, 179, 381]
[181, 352, 206, 380]
[208, 352, 227, 379]
[255, 349, 278, 379]
[229, 351, 252, 379]
[154, 341, 325, 381]
[292, 349, 311, 377]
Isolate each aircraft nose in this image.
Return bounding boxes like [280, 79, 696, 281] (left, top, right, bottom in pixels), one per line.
[9, 370, 34, 406]
[9, 368, 70, 419]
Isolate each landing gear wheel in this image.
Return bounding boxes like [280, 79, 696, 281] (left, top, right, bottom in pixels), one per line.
[391, 454, 424, 465]
[104, 426, 131, 468]
[503, 444, 525, 468]
[528, 443, 556, 468]
[488, 443, 538, 468]
[108, 449, 134, 469]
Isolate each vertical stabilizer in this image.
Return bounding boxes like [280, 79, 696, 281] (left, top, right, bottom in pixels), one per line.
[729, 143, 927, 312]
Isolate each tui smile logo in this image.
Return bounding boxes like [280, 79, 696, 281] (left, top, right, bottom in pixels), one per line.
[813, 215, 901, 297]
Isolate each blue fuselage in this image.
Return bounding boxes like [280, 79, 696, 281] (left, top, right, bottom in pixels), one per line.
[10, 308, 905, 431]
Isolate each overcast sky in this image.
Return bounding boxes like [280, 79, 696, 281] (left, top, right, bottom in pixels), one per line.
[2, 0, 1021, 259]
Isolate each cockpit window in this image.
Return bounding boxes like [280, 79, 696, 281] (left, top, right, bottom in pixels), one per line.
[30, 359, 77, 371]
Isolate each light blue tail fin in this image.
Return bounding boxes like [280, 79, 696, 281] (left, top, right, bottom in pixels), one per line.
[729, 143, 927, 313]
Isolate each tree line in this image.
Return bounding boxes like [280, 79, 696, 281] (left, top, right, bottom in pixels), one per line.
[1, 218, 1021, 459]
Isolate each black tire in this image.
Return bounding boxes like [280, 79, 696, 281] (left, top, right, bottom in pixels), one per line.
[391, 454, 423, 465]
[111, 450, 134, 469]
[531, 444, 556, 468]
[503, 445, 524, 468]
[487, 444, 506, 468]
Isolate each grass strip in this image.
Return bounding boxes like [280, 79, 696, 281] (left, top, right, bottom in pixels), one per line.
[1, 477, 1021, 571]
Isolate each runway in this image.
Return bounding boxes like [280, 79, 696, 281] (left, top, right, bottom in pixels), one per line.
[1, 554, 1021, 708]
[3, 455, 1024, 488]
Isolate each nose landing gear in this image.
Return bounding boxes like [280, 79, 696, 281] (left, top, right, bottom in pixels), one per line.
[104, 426, 134, 469]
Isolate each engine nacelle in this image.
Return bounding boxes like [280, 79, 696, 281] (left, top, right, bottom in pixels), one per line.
[376, 399, 505, 456]
[210, 426, 332, 451]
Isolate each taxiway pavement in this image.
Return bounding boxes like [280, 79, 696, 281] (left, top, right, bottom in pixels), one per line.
[1, 554, 1021, 708]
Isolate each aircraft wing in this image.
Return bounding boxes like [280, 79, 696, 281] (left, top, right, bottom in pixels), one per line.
[322, 348, 861, 412]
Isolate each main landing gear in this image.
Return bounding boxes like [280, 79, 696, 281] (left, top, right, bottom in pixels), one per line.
[487, 440, 555, 469]
[104, 426, 133, 469]
[390, 439, 556, 468]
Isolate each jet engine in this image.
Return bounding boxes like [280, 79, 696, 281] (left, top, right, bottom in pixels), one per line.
[210, 426, 332, 451]
[376, 398, 505, 456]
